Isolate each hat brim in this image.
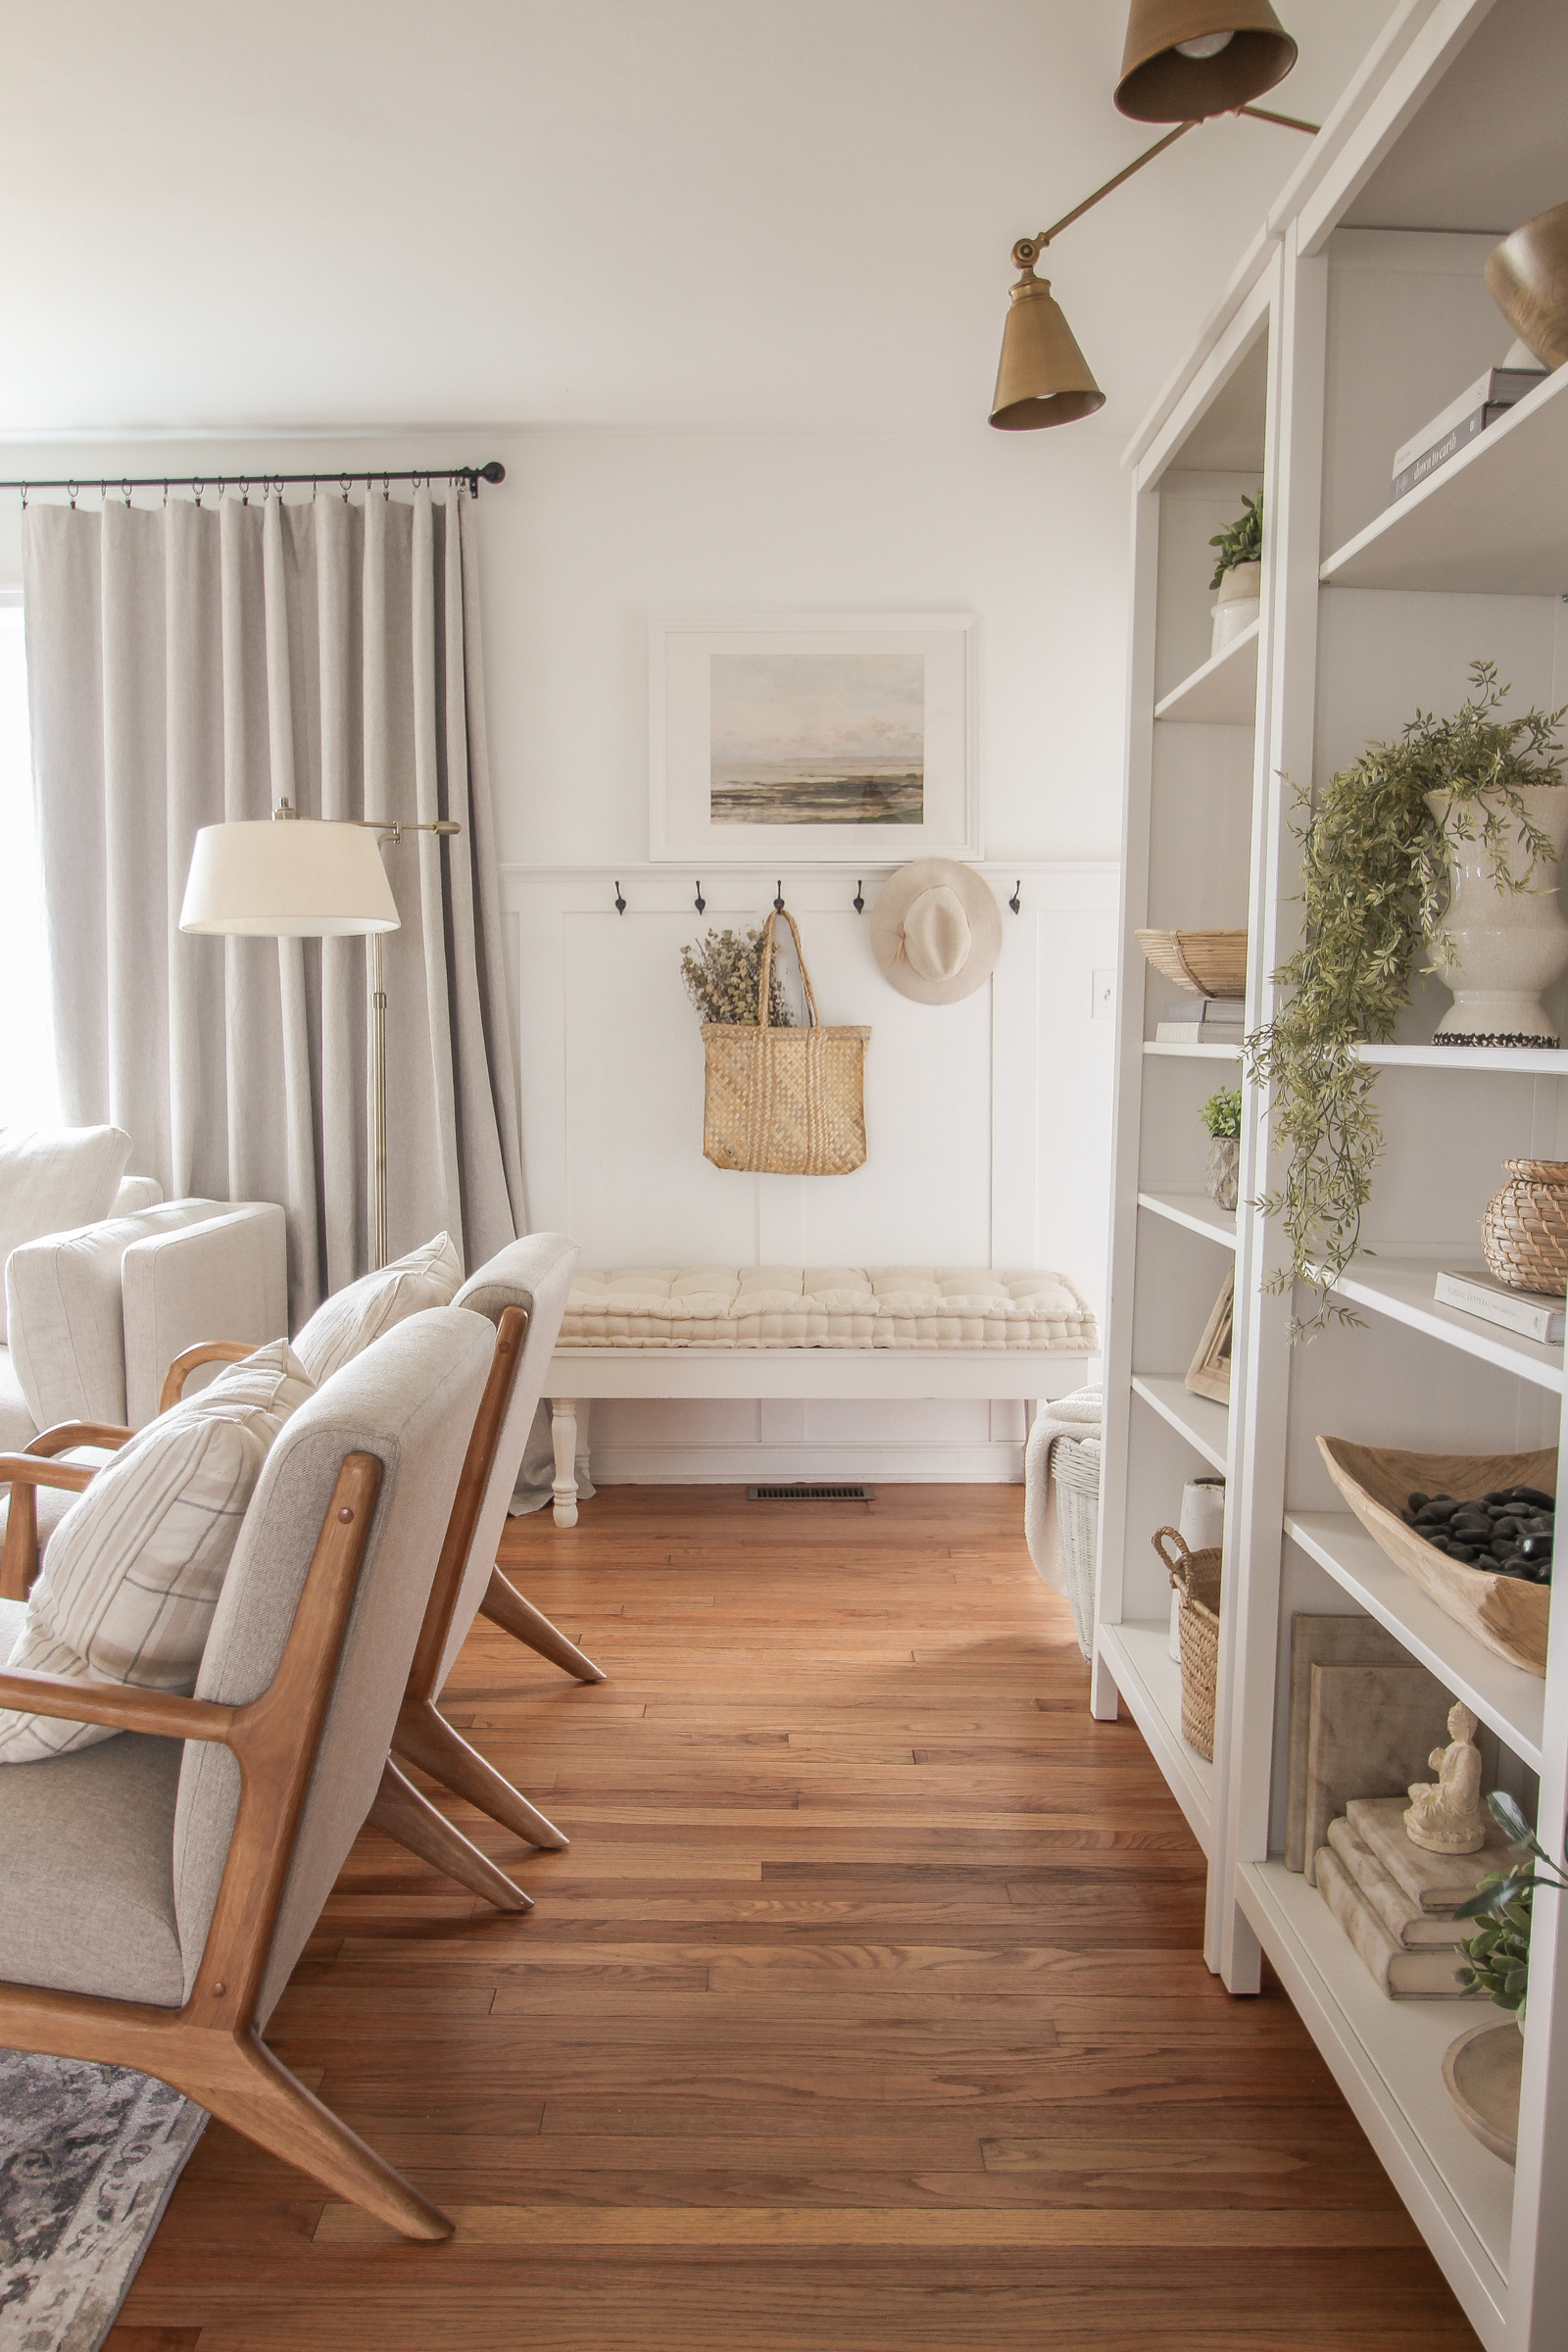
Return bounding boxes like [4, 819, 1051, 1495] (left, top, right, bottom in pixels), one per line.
[869, 859, 1004, 1005]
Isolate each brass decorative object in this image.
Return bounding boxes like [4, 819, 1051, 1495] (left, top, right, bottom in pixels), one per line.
[990, 244, 1105, 429]
[1115, 1, 1298, 122]
[1486, 202, 1568, 371]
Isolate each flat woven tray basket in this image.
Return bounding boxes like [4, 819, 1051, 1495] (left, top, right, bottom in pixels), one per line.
[1152, 1525, 1222, 1761]
[1135, 928, 1248, 1001]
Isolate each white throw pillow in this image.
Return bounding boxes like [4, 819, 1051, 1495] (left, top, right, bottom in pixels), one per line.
[0, 1124, 132, 1344]
[0, 1340, 314, 1763]
[293, 1231, 464, 1384]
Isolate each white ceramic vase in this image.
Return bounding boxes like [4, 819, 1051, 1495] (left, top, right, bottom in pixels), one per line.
[1427, 784, 1568, 1048]
[1209, 560, 1261, 659]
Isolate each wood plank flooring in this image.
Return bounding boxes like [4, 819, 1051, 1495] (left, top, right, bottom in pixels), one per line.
[110, 1484, 1480, 2350]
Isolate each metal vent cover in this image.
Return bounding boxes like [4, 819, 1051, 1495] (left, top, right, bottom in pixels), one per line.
[746, 1483, 875, 1503]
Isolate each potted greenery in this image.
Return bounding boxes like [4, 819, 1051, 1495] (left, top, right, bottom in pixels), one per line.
[1247, 662, 1566, 1337]
[1200, 1086, 1242, 1210]
[1454, 1791, 1567, 2028]
[1208, 491, 1262, 659]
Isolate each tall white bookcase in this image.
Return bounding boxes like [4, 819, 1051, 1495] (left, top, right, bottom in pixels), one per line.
[1093, 4, 1568, 2346]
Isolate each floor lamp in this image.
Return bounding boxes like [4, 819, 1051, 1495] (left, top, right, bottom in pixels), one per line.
[180, 800, 460, 1271]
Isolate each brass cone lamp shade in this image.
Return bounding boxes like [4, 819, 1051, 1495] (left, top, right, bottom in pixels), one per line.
[1115, 0, 1298, 122]
[990, 270, 1104, 432]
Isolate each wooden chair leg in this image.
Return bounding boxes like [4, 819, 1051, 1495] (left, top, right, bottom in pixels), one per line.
[479, 1565, 606, 1683]
[393, 1698, 568, 1851]
[368, 1760, 533, 1913]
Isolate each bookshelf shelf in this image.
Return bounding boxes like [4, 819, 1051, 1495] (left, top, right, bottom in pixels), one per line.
[1356, 1044, 1568, 1077]
[1097, 1620, 1213, 1854]
[1142, 1039, 1244, 1062]
[1284, 1512, 1545, 1772]
[1319, 1252, 1564, 1396]
[1152, 618, 1259, 725]
[1130, 1374, 1229, 1474]
[1137, 1190, 1238, 1250]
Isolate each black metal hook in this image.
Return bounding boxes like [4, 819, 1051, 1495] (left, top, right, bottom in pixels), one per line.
[774, 880, 785, 913]
[1009, 880, 1022, 914]
[853, 880, 865, 913]
[613, 880, 626, 914]
[694, 880, 706, 913]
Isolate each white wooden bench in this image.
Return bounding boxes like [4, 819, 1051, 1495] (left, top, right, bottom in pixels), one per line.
[544, 1266, 1099, 1525]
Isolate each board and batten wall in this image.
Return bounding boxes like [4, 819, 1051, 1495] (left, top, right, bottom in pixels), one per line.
[0, 423, 1129, 1479]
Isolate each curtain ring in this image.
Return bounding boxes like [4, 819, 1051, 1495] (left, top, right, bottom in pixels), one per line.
[340, 473, 352, 504]
[19, 482, 26, 510]
[381, 472, 391, 501]
[68, 480, 78, 509]
[162, 479, 170, 508]
[121, 478, 132, 507]
[193, 479, 205, 509]
[239, 476, 250, 507]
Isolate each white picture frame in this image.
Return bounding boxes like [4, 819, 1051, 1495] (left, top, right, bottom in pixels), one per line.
[649, 612, 980, 862]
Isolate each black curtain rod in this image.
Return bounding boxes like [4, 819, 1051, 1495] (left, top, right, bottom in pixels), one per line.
[0, 460, 507, 504]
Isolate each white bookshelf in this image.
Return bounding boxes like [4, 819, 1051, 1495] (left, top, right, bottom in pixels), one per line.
[1095, 8, 1568, 2345]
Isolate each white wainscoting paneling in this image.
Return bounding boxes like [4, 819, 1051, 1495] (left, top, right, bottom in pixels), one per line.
[502, 860, 1116, 1483]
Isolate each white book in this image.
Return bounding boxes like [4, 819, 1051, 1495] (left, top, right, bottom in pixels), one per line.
[1434, 1266, 1565, 1346]
[1392, 366, 1544, 475]
[1155, 1022, 1246, 1045]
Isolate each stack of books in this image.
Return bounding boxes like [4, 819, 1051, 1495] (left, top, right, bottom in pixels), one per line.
[1388, 363, 1544, 505]
[1434, 1266, 1565, 1346]
[1315, 1795, 1509, 1998]
[1154, 996, 1244, 1046]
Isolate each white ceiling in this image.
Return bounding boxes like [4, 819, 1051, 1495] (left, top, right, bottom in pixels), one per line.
[0, 0, 1396, 440]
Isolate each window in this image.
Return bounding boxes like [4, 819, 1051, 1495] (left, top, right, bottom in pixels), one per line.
[0, 598, 60, 1126]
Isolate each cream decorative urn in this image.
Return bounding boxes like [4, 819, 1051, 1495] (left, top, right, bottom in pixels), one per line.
[1427, 784, 1568, 1048]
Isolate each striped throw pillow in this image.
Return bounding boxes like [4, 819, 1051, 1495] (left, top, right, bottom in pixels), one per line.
[0, 1340, 314, 1762]
[293, 1231, 463, 1385]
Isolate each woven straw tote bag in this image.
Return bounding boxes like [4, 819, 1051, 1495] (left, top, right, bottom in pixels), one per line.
[702, 908, 870, 1176]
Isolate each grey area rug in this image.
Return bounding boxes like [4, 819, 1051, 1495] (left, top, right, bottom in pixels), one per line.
[0, 2051, 205, 2352]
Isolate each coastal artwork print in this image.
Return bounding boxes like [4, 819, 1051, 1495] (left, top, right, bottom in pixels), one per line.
[710, 652, 924, 828]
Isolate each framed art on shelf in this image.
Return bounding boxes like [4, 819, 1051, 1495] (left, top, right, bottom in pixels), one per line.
[1185, 1269, 1235, 1405]
[649, 612, 980, 863]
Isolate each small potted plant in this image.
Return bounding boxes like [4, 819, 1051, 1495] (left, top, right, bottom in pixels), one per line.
[1200, 1086, 1242, 1210]
[1208, 491, 1262, 659]
[1454, 1791, 1567, 2028]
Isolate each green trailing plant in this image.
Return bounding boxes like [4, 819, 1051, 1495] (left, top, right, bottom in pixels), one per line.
[679, 926, 794, 1028]
[1453, 1791, 1568, 2024]
[1208, 491, 1262, 590]
[1200, 1086, 1242, 1140]
[1245, 663, 1566, 1339]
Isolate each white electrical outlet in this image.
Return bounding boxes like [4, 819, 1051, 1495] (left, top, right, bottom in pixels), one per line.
[1092, 967, 1114, 1020]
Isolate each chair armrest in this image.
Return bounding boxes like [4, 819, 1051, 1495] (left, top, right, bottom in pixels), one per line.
[25, 1421, 134, 1457]
[0, 1665, 234, 1742]
[0, 1450, 105, 1600]
[0, 1452, 99, 1494]
[158, 1341, 258, 1416]
[122, 1203, 288, 1428]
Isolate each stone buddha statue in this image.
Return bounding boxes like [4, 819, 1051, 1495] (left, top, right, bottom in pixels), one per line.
[1404, 1700, 1486, 1855]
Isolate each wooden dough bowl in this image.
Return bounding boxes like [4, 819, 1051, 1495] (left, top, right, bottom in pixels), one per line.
[1134, 928, 1248, 1001]
[1317, 1437, 1552, 1679]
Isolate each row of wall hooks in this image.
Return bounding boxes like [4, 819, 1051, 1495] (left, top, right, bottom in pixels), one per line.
[613, 876, 1023, 916]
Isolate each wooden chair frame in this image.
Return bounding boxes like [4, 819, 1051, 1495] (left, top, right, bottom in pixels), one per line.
[0, 1454, 453, 2239]
[162, 1310, 606, 1853]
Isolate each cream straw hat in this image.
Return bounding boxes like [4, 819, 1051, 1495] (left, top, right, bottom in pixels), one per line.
[869, 859, 1004, 1005]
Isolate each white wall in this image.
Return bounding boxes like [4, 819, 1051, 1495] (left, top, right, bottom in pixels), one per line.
[0, 420, 1126, 1478]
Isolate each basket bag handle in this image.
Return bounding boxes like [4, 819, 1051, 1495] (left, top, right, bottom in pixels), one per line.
[1152, 1524, 1194, 1596]
[757, 906, 821, 1031]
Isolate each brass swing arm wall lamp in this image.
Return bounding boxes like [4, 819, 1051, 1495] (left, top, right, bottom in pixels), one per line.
[991, 2, 1317, 431]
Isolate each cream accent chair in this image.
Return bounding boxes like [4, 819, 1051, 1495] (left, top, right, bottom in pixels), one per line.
[0, 1304, 495, 2239]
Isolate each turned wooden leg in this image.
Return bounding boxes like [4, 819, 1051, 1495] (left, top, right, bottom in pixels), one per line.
[368, 1760, 533, 1912]
[574, 1397, 592, 1492]
[479, 1565, 606, 1683]
[550, 1398, 579, 1528]
[393, 1697, 569, 1850]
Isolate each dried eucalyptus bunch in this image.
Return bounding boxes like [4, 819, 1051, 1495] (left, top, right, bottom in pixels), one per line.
[1246, 662, 1566, 1339]
[680, 926, 795, 1027]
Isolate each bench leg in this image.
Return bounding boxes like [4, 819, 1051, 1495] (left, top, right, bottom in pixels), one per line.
[551, 1397, 580, 1528]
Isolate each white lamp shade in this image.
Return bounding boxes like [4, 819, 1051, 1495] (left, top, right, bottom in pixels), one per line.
[180, 819, 400, 938]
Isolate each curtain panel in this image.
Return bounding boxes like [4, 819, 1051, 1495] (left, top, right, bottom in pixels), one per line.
[23, 487, 525, 1327]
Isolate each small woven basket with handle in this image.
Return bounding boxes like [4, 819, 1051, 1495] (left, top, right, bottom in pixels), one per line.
[1152, 1524, 1222, 1761]
[702, 908, 871, 1176]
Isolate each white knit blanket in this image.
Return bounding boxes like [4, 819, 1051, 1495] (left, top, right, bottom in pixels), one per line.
[1024, 1383, 1103, 1598]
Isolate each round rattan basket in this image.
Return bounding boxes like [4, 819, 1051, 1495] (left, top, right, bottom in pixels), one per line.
[1134, 928, 1248, 1000]
[1482, 1159, 1568, 1298]
[1152, 1525, 1221, 1761]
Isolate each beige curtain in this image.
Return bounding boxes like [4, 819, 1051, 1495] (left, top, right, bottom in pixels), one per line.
[23, 487, 525, 1328]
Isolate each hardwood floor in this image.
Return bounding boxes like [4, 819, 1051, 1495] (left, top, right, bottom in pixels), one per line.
[111, 1484, 1480, 2350]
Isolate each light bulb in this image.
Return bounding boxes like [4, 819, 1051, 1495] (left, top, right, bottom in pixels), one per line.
[1175, 30, 1235, 58]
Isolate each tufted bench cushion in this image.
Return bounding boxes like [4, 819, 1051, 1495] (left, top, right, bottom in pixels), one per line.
[559, 1267, 1098, 1352]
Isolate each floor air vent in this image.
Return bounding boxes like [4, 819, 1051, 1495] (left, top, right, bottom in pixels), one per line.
[747, 1484, 875, 1502]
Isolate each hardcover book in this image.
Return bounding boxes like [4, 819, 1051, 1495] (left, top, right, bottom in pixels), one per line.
[1302, 1661, 1455, 1886]
[1315, 1843, 1480, 1998]
[1326, 1813, 1469, 1949]
[1387, 364, 1545, 505]
[1346, 1794, 1512, 1915]
[1284, 1615, 1414, 1873]
[1434, 1266, 1565, 1346]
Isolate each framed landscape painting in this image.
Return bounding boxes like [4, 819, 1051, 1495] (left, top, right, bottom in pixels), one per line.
[650, 613, 979, 862]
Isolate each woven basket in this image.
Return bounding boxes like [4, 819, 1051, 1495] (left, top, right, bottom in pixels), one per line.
[1482, 1158, 1568, 1297]
[1135, 928, 1249, 1000]
[702, 908, 870, 1176]
[1152, 1525, 1222, 1761]
[1051, 1431, 1102, 1663]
